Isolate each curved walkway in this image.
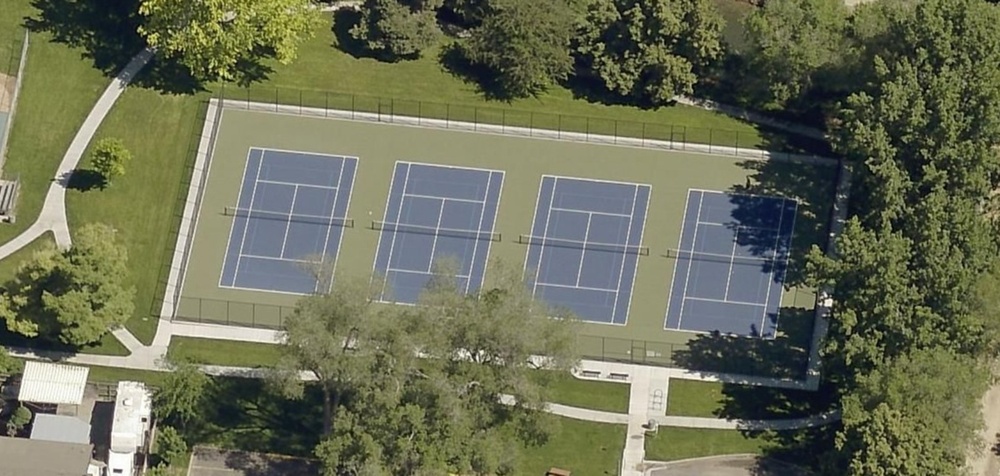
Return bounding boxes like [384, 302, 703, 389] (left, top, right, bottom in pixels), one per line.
[0, 45, 842, 476]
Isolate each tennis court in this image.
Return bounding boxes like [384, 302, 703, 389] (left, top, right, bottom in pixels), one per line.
[523, 176, 651, 325]
[664, 190, 797, 337]
[219, 148, 357, 294]
[373, 162, 503, 303]
[174, 106, 836, 366]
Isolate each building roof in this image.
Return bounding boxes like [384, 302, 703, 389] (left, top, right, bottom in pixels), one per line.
[0, 436, 93, 476]
[18, 361, 89, 405]
[31, 413, 92, 445]
[110, 381, 151, 453]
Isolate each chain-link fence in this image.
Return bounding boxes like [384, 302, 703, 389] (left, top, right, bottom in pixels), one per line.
[217, 84, 832, 161]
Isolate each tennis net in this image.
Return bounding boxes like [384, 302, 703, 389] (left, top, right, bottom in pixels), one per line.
[518, 234, 650, 256]
[224, 207, 355, 228]
[663, 248, 780, 265]
[371, 221, 501, 242]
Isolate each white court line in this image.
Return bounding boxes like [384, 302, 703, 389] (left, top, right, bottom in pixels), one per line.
[380, 163, 413, 299]
[532, 177, 559, 298]
[536, 282, 618, 293]
[478, 171, 505, 292]
[254, 146, 355, 161]
[687, 187, 789, 201]
[759, 198, 787, 335]
[216, 147, 256, 288]
[397, 159, 503, 175]
[522, 176, 548, 282]
[541, 173, 654, 188]
[723, 226, 739, 301]
[231, 150, 267, 286]
[318, 157, 352, 294]
[685, 296, 767, 308]
[239, 253, 318, 264]
[675, 191, 705, 330]
[608, 184, 639, 322]
[621, 184, 651, 326]
[763, 199, 798, 337]
[574, 212, 593, 287]
[405, 192, 484, 204]
[550, 206, 632, 218]
[663, 188, 693, 330]
[694, 220, 783, 233]
[466, 170, 494, 294]
[371, 161, 402, 286]
[256, 178, 338, 190]
[425, 198, 447, 273]
[278, 185, 300, 259]
[386, 267, 471, 280]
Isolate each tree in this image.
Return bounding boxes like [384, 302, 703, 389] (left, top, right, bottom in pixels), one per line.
[90, 138, 132, 186]
[0, 223, 136, 346]
[577, 0, 724, 106]
[6, 405, 30, 436]
[276, 263, 578, 475]
[836, 348, 988, 475]
[154, 425, 188, 466]
[463, 0, 576, 98]
[154, 361, 210, 430]
[0, 347, 18, 377]
[138, 0, 320, 80]
[743, 0, 849, 108]
[351, 0, 442, 60]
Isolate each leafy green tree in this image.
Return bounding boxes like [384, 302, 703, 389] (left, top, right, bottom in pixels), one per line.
[277, 263, 578, 475]
[0, 347, 18, 376]
[443, 0, 490, 25]
[138, 0, 320, 80]
[463, 0, 576, 98]
[743, 0, 849, 108]
[6, 405, 30, 436]
[351, 0, 442, 60]
[577, 0, 724, 106]
[90, 138, 132, 186]
[155, 361, 210, 430]
[0, 223, 135, 346]
[837, 348, 988, 475]
[154, 425, 188, 466]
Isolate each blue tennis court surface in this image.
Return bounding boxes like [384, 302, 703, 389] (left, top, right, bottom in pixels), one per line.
[220, 148, 357, 294]
[524, 176, 650, 325]
[665, 189, 797, 337]
[373, 162, 504, 303]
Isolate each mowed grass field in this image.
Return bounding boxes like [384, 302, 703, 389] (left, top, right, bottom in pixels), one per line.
[175, 108, 837, 368]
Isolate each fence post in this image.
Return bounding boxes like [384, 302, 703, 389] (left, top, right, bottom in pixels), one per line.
[474, 107, 478, 131]
[418, 101, 422, 126]
[351, 94, 355, 120]
[446, 104, 450, 128]
[601, 337, 606, 360]
[735, 131, 739, 154]
[501, 109, 505, 134]
[246, 86, 250, 110]
[390, 97, 394, 123]
[299, 90, 302, 115]
[709, 128, 714, 154]
[642, 122, 646, 147]
[529, 111, 534, 137]
[325, 92, 329, 118]
[274, 88, 278, 112]
[198, 298, 203, 321]
[586, 117, 590, 141]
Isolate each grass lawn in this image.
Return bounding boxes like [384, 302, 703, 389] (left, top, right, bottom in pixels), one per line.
[233, 13, 777, 151]
[0, 29, 107, 244]
[165, 335, 630, 412]
[65, 87, 206, 344]
[86, 364, 170, 386]
[542, 373, 630, 414]
[518, 418, 625, 475]
[645, 427, 773, 461]
[0, 0, 31, 76]
[166, 336, 282, 367]
[0, 231, 52, 282]
[667, 379, 725, 417]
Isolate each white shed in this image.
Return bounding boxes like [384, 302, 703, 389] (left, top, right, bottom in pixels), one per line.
[17, 361, 89, 406]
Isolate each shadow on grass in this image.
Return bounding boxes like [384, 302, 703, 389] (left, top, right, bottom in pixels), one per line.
[0, 320, 117, 356]
[438, 42, 512, 101]
[184, 378, 322, 457]
[66, 168, 105, 192]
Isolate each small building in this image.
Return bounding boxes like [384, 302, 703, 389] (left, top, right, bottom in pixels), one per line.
[17, 361, 89, 408]
[107, 381, 152, 476]
[30, 413, 92, 445]
[0, 436, 103, 476]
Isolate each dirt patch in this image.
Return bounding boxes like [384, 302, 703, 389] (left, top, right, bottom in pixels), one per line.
[0, 72, 15, 113]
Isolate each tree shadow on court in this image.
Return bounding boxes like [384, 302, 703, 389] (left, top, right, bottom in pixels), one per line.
[222, 450, 321, 476]
[726, 158, 840, 289]
[65, 168, 105, 192]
